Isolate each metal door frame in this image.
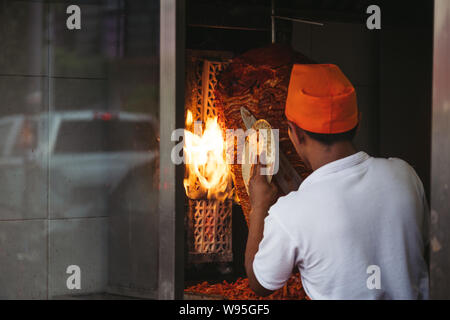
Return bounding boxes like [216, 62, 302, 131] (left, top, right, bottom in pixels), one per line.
[158, 0, 186, 300]
[430, 0, 450, 299]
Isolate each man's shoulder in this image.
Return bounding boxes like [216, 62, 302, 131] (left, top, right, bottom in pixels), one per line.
[268, 187, 316, 220]
[371, 156, 423, 185]
[369, 155, 415, 173]
[359, 156, 426, 203]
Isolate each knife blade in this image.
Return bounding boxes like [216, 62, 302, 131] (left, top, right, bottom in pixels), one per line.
[240, 106, 257, 130]
[240, 107, 303, 194]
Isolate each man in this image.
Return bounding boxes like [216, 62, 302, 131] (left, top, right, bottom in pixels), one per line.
[245, 64, 430, 300]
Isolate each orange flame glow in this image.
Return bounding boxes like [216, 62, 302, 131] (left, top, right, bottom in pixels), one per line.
[184, 110, 233, 201]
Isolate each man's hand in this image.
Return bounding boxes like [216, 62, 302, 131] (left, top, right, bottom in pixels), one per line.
[248, 162, 278, 213]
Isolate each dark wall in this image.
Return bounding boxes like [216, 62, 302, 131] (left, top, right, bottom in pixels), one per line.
[290, 1, 433, 198]
[292, 21, 380, 157]
[379, 26, 433, 199]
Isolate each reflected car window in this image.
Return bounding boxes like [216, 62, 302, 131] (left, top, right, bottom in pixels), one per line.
[54, 119, 157, 153]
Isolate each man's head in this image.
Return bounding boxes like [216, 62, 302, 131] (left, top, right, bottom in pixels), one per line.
[287, 120, 358, 169]
[285, 64, 359, 170]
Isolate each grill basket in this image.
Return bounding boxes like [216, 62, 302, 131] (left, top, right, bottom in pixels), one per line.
[185, 50, 234, 263]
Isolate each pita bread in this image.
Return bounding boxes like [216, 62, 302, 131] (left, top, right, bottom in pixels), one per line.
[242, 119, 275, 194]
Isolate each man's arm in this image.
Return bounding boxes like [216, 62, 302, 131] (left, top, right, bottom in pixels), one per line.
[245, 163, 279, 296]
[245, 206, 274, 297]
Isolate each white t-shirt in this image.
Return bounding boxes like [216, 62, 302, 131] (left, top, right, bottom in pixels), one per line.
[253, 151, 430, 300]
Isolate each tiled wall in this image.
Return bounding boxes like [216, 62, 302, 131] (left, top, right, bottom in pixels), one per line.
[0, 1, 47, 299]
[0, 0, 160, 299]
[0, 0, 108, 299]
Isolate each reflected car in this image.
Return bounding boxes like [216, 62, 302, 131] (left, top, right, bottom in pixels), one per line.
[0, 111, 159, 219]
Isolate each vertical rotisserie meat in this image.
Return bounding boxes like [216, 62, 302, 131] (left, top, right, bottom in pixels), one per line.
[215, 43, 314, 224]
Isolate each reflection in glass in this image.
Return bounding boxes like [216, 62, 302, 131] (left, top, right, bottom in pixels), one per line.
[0, 0, 160, 299]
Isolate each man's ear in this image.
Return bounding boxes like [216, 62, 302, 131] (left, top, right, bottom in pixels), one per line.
[288, 121, 304, 147]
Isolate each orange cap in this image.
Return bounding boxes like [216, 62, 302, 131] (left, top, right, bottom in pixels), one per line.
[285, 64, 358, 134]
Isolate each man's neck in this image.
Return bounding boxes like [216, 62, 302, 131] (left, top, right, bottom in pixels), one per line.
[309, 142, 358, 171]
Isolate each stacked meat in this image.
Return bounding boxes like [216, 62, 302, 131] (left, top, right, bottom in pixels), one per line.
[215, 44, 314, 223]
[185, 273, 308, 300]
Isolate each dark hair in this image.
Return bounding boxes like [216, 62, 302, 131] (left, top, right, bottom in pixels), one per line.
[302, 126, 358, 146]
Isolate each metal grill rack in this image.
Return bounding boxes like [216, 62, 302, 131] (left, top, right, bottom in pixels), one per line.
[185, 50, 234, 263]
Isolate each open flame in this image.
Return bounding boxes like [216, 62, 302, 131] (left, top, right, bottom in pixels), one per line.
[184, 110, 233, 201]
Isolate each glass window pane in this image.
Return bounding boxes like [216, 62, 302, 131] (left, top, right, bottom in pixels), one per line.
[0, 0, 49, 299]
[48, 0, 160, 299]
[0, 0, 160, 299]
[54, 118, 158, 153]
